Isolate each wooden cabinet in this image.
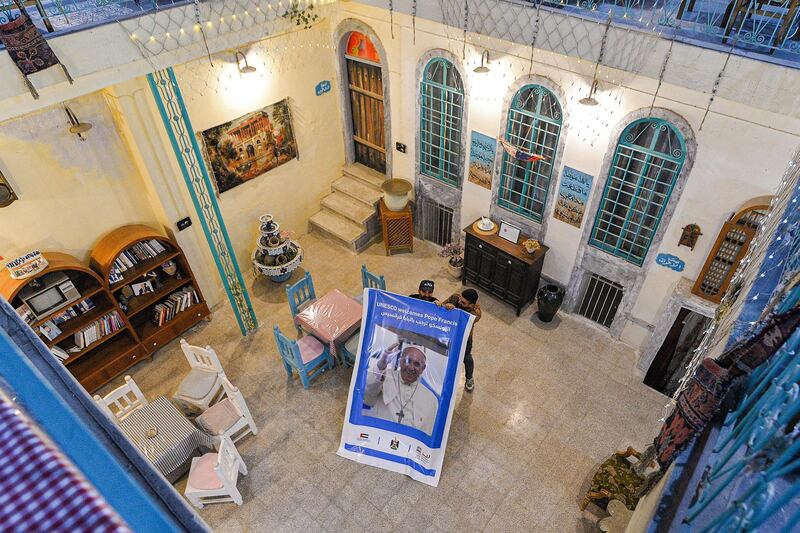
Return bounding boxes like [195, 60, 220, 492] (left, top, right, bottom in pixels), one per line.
[462, 220, 548, 316]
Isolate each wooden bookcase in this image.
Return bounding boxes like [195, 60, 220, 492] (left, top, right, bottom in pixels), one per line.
[90, 225, 210, 365]
[0, 252, 142, 392]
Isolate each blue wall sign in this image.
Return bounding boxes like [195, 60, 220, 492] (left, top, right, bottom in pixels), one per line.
[656, 253, 685, 272]
[554, 166, 593, 228]
[315, 80, 331, 96]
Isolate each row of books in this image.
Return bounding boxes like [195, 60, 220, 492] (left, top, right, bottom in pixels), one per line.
[109, 239, 169, 283]
[71, 311, 125, 352]
[152, 286, 200, 326]
[51, 298, 95, 326]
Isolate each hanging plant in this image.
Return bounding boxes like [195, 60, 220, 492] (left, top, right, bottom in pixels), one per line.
[283, 1, 318, 29]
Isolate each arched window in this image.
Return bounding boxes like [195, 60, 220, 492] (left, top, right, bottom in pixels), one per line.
[419, 57, 464, 187]
[692, 203, 769, 303]
[497, 84, 563, 222]
[589, 118, 686, 266]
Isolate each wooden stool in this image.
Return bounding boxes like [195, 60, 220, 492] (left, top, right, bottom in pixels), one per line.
[379, 199, 413, 255]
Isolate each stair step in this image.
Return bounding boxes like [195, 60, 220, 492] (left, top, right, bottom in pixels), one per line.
[309, 210, 365, 244]
[332, 177, 383, 207]
[343, 163, 386, 190]
[321, 192, 375, 225]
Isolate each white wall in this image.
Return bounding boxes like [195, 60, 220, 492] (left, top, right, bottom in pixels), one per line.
[335, 3, 800, 350]
[0, 91, 161, 263]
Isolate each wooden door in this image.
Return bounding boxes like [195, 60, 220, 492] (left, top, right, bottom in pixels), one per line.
[346, 58, 386, 173]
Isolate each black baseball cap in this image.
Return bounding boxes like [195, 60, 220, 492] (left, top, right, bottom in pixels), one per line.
[419, 280, 435, 292]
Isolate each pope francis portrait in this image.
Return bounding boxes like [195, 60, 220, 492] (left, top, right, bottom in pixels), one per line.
[364, 342, 439, 435]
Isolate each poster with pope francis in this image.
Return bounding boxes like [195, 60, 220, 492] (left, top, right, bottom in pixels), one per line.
[337, 289, 475, 486]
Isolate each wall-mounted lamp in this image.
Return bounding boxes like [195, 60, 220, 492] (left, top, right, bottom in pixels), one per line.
[579, 79, 599, 106]
[473, 50, 490, 74]
[235, 51, 257, 74]
[65, 106, 92, 140]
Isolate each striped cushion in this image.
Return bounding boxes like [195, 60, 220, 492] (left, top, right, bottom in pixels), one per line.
[297, 335, 324, 363]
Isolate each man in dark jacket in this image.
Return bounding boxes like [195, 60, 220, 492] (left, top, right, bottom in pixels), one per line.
[409, 279, 437, 302]
[441, 288, 481, 392]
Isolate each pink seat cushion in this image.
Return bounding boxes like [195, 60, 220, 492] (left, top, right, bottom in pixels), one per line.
[188, 453, 223, 490]
[296, 335, 325, 364]
[196, 398, 241, 435]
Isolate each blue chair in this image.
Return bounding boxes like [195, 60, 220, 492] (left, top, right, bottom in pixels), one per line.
[272, 325, 334, 389]
[340, 330, 361, 368]
[361, 264, 386, 290]
[286, 271, 316, 334]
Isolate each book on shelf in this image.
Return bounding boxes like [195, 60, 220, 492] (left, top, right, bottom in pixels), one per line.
[71, 311, 125, 351]
[108, 239, 169, 283]
[50, 345, 69, 362]
[51, 298, 95, 326]
[152, 286, 200, 327]
[15, 303, 34, 325]
[40, 320, 62, 341]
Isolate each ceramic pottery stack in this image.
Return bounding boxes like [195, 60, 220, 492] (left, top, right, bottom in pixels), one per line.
[252, 214, 303, 283]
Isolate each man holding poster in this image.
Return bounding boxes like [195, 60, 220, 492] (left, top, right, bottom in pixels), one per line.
[338, 289, 475, 487]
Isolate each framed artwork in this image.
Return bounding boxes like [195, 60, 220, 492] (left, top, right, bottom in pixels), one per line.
[198, 98, 298, 194]
[553, 166, 593, 228]
[498, 221, 521, 244]
[468, 131, 496, 190]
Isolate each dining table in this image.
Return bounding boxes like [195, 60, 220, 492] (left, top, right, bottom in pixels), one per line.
[119, 396, 213, 482]
[294, 288, 363, 362]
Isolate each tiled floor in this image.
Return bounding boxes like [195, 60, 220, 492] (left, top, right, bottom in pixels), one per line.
[117, 233, 668, 532]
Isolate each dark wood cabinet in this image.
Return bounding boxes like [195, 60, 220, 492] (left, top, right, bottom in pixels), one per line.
[462, 220, 548, 316]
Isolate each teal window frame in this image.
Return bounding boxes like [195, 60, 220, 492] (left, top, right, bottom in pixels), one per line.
[589, 118, 687, 266]
[497, 84, 563, 222]
[419, 58, 465, 187]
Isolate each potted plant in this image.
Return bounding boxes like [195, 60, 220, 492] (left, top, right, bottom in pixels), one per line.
[439, 242, 464, 278]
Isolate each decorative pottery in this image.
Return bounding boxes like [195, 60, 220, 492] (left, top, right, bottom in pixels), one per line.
[161, 260, 177, 276]
[536, 283, 565, 322]
[523, 239, 541, 254]
[380, 178, 412, 211]
[478, 217, 494, 231]
[447, 261, 463, 279]
[253, 213, 303, 282]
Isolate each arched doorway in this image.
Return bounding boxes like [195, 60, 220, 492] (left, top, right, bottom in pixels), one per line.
[342, 31, 386, 173]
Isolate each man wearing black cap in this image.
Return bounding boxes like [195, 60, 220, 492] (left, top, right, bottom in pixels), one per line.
[409, 280, 437, 302]
[441, 288, 481, 392]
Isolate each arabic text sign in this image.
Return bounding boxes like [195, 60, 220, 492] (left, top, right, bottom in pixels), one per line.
[468, 131, 496, 190]
[553, 166, 593, 228]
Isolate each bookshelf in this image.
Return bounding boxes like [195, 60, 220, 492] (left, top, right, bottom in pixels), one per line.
[0, 252, 142, 392]
[90, 224, 210, 359]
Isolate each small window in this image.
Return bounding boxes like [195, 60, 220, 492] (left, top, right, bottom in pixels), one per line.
[589, 118, 686, 266]
[419, 58, 465, 187]
[497, 84, 563, 222]
[578, 273, 624, 328]
[420, 198, 454, 246]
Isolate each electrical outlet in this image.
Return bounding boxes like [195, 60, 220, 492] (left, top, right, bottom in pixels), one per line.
[177, 217, 192, 231]
[395, 142, 407, 154]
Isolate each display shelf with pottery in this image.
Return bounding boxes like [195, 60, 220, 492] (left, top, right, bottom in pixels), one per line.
[252, 214, 304, 283]
[380, 178, 412, 211]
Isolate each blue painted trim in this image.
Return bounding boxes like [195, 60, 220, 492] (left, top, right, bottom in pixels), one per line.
[146, 69, 257, 336]
[0, 327, 183, 532]
[343, 443, 436, 477]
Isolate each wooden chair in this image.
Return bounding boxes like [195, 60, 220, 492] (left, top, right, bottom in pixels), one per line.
[195, 376, 257, 448]
[173, 339, 226, 414]
[272, 325, 333, 389]
[285, 271, 316, 334]
[184, 436, 247, 508]
[361, 264, 386, 290]
[93, 375, 148, 423]
[340, 330, 361, 368]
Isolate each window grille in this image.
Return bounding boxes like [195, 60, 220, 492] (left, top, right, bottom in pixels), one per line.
[692, 205, 768, 303]
[578, 273, 624, 328]
[589, 118, 686, 266]
[420, 198, 454, 246]
[420, 58, 465, 187]
[497, 84, 563, 222]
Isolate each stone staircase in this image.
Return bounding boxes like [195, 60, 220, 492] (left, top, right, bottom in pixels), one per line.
[309, 163, 385, 252]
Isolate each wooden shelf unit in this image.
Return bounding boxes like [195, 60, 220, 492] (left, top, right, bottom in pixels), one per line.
[0, 252, 139, 393]
[90, 224, 210, 360]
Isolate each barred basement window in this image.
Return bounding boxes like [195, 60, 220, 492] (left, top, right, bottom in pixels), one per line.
[420, 198, 454, 246]
[419, 57, 465, 187]
[578, 273, 624, 328]
[692, 203, 769, 303]
[589, 118, 686, 266]
[497, 84, 563, 222]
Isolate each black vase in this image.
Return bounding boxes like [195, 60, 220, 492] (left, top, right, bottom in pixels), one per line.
[537, 284, 565, 322]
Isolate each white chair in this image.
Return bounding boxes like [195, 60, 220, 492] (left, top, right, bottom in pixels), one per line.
[173, 339, 226, 414]
[195, 376, 257, 448]
[93, 375, 148, 423]
[184, 436, 248, 508]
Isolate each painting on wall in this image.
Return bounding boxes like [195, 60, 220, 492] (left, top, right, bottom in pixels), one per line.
[468, 131, 496, 190]
[553, 166, 593, 228]
[198, 99, 298, 194]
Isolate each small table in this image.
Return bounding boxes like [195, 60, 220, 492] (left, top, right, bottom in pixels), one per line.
[294, 289, 362, 361]
[379, 199, 414, 255]
[120, 397, 213, 482]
